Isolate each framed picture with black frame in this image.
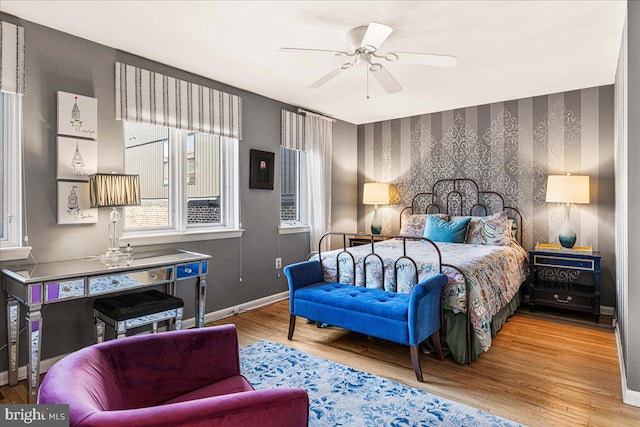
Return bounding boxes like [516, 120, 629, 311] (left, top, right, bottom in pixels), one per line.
[249, 149, 275, 190]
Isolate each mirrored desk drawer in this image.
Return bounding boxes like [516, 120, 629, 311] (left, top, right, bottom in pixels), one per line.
[89, 267, 173, 295]
[177, 263, 200, 279]
[45, 278, 86, 302]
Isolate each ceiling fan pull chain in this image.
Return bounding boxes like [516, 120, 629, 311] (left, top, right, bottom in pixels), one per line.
[366, 67, 370, 100]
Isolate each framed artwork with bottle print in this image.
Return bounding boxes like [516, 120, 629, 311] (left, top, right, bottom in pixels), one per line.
[57, 181, 97, 224]
[57, 91, 98, 139]
[56, 137, 97, 181]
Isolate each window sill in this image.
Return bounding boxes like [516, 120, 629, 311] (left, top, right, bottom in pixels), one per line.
[120, 229, 244, 246]
[0, 246, 32, 262]
[279, 225, 310, 235]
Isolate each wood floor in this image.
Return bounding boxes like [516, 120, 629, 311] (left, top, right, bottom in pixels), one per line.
[2, 300, 640, 426]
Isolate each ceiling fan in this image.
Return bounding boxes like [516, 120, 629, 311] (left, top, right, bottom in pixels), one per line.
[280, 22, 458, 97]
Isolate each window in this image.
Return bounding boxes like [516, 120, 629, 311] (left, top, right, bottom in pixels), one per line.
[0, 92, 29, 260]
[187, 133, 196, 185]
[280, 146, 308, 229]
[122, 121, 240, 243]
[163, 134, 194, 187]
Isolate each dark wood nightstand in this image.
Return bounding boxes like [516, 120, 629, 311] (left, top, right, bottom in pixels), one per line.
[348, 236, 387, 247]
[528, 248, 601, 323]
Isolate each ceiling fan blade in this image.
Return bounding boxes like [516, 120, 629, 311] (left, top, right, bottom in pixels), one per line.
[392, 52, 458, 68]
[279, 47, 350, 57]
[370, 64, 402, 93]
[360, 22, 393, 51]
[309, 67, 347, 88]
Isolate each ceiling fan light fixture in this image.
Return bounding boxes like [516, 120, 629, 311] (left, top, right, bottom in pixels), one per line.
[361, 44, 378, 54]
[384, 52, 399, 62]
[369, 63, 382, 72]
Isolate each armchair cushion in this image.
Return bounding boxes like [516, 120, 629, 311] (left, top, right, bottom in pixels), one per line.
[162, 376, 254, 404]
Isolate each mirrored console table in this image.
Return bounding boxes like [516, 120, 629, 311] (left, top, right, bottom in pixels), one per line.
[1, 249, 211, 403]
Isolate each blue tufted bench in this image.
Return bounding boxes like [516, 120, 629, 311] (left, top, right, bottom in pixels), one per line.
[284, 260, 448, 382]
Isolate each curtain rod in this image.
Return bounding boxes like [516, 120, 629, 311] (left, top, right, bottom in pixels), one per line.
[297, 108, 336, 122]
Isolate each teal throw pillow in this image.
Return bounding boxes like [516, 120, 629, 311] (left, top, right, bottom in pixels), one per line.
[423, 215, 471, 243]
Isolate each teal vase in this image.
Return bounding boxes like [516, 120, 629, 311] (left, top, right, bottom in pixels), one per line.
[371, 204, 382, 234]
[558, 204, 577, 248]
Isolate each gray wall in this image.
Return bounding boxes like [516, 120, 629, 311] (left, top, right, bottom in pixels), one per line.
[625, 0, 640, 393]
[357, 87, 616, 307]
[331, 119, 358, 248]
[0, 14, 357, 371]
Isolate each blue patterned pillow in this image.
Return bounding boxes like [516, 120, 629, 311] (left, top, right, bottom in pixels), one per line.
[423, 216, 471, 243]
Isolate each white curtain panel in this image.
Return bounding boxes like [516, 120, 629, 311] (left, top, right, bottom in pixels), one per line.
[305, 113, 333, 253]
[0, 21, 26, 95]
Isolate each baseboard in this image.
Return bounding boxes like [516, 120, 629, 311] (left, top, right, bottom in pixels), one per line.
[615, 322, 640, 407]
[181, 291, 289, 329]
[0, 354, 68, 387]
[600, 305, 615, 316]
[0, 291, 290, 387]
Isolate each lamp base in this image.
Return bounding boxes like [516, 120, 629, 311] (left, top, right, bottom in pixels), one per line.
[370, 204, 382, 235]
[558, 204, 577, 249]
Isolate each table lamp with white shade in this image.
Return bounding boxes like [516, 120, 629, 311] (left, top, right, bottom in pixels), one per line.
[363, 182, 390, 234]
[545, 174, 590, 248]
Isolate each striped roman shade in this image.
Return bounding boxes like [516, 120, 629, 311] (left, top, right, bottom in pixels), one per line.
[0, 21, 26, 95]
[281, 110, 305, 151]
[115, 62, 242, 139]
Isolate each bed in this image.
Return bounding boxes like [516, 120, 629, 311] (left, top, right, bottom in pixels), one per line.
[313, 178, 529, 364]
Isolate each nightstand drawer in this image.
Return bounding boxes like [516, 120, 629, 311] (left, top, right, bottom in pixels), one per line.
[533, 289, 593, 311]
[532, 254, 595, 271]
[349, 236, 388, 247]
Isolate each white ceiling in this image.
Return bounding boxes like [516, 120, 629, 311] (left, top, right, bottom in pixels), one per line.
[0, 1, 627, 125]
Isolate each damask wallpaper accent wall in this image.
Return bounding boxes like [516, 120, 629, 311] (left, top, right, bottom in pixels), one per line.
[357, 85, 615, 306]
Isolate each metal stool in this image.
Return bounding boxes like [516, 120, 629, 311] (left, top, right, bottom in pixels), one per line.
[93, 289, 184, 343]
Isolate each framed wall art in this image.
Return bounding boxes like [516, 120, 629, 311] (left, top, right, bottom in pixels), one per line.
[56, 137, 97, 181]
[249, 149, 275, 190]
[57, 181, 97, 224]
[57, 91, 98, 139]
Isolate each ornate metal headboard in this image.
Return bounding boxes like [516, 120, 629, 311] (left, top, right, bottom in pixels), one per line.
[399, 178, 523, 244]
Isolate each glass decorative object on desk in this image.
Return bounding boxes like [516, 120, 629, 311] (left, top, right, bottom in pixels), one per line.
[125, 244, 134, 265]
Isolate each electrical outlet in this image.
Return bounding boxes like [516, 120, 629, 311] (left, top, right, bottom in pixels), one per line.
[275, 257, 282, 269]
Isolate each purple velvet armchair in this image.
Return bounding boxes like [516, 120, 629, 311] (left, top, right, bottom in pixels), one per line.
[38, 324, 309, 426]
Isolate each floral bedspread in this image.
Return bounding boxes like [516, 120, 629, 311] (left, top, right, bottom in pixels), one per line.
[312, 239, 528, 351]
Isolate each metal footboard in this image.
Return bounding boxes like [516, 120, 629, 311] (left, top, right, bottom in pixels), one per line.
[317, 232, 443, 285]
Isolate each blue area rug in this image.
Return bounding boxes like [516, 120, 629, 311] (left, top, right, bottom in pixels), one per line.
[240, 341, 524, 427]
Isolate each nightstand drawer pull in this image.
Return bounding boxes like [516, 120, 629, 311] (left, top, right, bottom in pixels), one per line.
[554, 294, 573, 304]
